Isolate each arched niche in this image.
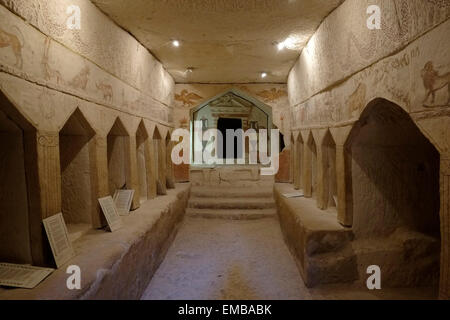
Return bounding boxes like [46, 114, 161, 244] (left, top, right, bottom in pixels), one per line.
[0, 91, 41, 265]
[107, 118, 131, 196]
[346, 98, 440, 238]
[322, 130, 337, 209]
[59, 108, 96, 231]
[136, 121, 150, 203]
[345, 98, 441, 289]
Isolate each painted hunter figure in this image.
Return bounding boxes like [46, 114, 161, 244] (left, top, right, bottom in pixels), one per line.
[421, 61, 450, 107]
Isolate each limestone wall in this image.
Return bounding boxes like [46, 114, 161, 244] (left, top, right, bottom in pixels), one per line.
[287, 0, 450, 299]
[0, 1, 176, 266]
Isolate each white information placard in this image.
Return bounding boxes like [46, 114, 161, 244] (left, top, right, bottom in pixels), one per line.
[43, 213, 75, 268]
[98, 196, 123, 232]
[113, 189, 135, 216]
[0, 263, 54, 289]
[283, 191, 304, 199]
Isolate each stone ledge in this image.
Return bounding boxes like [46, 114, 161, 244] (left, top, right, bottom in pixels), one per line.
[0, 183, 191, 300]
[274, 183, 356, 287]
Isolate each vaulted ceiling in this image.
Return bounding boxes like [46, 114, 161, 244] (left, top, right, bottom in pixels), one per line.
[91, 0, 343, 83]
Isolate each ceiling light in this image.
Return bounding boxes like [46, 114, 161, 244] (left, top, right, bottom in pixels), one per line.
[277, 36, 298, 51]
[172, 40, 180, 47]
[261, 72, 268, 79]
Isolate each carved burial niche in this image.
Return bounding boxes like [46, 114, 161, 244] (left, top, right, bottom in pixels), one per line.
[0, 94, 40, 264]
[346, 99, 440, 287]
[323, 131, 337, 209]
[136, 121, 150, 203]
[347, 99, 440, 237]
[107, 118, 131, 196]
[307, 134, 318, 198]
[59, 109, 95, 227]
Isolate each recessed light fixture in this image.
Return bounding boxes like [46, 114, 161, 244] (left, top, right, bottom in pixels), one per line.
[186, 67, 194, 73]
[261, 72, 268, 79]
[277, 36, 296, 51]
[172, 40, 180, 47]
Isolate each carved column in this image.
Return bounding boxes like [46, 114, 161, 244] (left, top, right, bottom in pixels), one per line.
[293, 139, 301, 190]
[166, 139, 176, 189]
[316, 143, 326, 210]
[440, 155, 450, 300]
[147, 138, 157, 199]
[127, 135, 140, 210]
[336, 144, 353, 226]
[36, 131, 61, 219]
[23, 131, 48, 265]
[157, 139, 167, 195]
[89, 135, 109, 228]
[303, 139, 312, 198]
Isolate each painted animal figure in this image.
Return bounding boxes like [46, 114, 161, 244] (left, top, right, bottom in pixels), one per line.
[69, 66, 90, 90]
[0, 27, 24, 69]
[96, 82, 113, 102]
[421, 61, 450, 105]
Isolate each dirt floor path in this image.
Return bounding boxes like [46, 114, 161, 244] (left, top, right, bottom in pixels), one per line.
[141, 216, 437, 300]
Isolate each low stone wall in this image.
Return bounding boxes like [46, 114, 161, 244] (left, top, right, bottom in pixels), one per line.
[275, 183, 440, 290]
[0, 183, 190, 300]
[274, 183, 355, 287]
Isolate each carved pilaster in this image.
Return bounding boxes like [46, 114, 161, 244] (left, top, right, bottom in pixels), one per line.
[147, 138, 157, 199]
[89, 135, 108, 228]
[166, 140, 176, 189]
[157, 139, 167, 195]
[336, 145, 353, 227]
[128, 135, 140, 210]
[316, 145, 326, 210]
[293, 140, 301, 190]
[303, 142, 312, 198]
[36, 131, 61, 219]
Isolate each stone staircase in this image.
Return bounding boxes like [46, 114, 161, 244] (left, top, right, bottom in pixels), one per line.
[186, 186, 277, 220]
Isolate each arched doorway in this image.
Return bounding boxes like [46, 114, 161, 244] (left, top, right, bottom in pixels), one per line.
[190, 89, 273, 165]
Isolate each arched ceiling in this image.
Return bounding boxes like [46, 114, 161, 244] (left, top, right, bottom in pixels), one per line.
[91, 0, 343, 83]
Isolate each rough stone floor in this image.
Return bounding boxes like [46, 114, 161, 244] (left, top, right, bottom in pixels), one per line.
[141, 216, 437, 300]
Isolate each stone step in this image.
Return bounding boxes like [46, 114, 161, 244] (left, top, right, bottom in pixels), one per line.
[190, 186, 274, 198]
[186, 208, 277, 220]
[188, 197, 276, 210]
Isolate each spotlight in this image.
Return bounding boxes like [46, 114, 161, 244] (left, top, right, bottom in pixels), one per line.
[172, 40, 180, 47]
[261, 72, 268, 79]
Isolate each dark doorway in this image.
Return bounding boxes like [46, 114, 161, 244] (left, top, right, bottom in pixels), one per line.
[217, 118, 243, 159]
